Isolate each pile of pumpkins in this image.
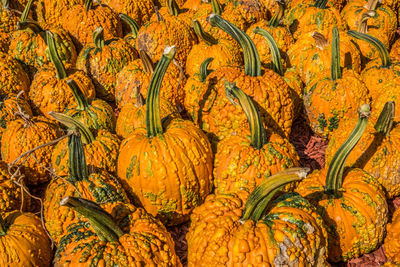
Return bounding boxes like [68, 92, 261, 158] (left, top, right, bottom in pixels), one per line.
[1, 0, 400, 265]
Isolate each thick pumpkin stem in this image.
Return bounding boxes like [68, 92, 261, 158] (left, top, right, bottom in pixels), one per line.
[20, 0, 35, 22]
[331, 27, 341, 81]
[85, 0, 93, 11]
[48, 112, 95, 145]
[93, 27, 105, 50]
[60, 196, 123, 242]
[241, 167, 309, 221]
[47, 31, 67, 80]
[67, 79, 90, 111]
[211, 0, 221, 15]
[146, 46, 176, 137]
[17, 20, 46, 38]
[253, 27, 283, 76]
[347, 30, 391, 68]
[314, 0, 328, 8]
[357, 11, 376, 34]
[207, 14, 261, 77]
[140, 50, 155, 73]
[199, 57, 214, 82]
[192, 20, 218, 45]
[67, 133, 89, 183]
[0, 215, 6, 236]
[312, 32, 329, 50]
[225, 81, 266, 149]
[325, 104, 370, 193]
[119, 13, 139, 39]
[365, 0, 380, 11]
[167, 0, 180, 16]
[268, 0, 285, 27]
[375, 101, 395, 136]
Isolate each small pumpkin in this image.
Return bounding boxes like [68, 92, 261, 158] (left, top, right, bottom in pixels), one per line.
[0, 0, 20, 33]
[0, 51, 30, 97]
[102, 0, 155, 27]
[36, 0, 84, 27]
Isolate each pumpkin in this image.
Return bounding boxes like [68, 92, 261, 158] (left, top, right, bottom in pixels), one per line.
[29, 32, 95, 118]
[214, 82, 299, 195]
[384, 207, 400, 265]
[36, 0, 84, 27]
[50, 112, 120, 176]
[119, 13, 139, 47]
[288, 0, 347, 11]
[53, 196, 181, 266]
[0, 211, 52, 266]
[117, 46, 213, 225]
[62, 0, 123, 51]
[102, 0, 154, 28]
[44, 130, 128, 244]
[296, 104, 388, 262]
[325, 102, 400, 198]
[187, 168, 329, 266]
[0, 51, 30, 97]
[76, 27, 138, 101]
[0, 0, 20, 33]
[1, 114, 61, 185]
[0, 30, 9, 53]
[304, 27, 370, 138]
[115, 50, 185, 109]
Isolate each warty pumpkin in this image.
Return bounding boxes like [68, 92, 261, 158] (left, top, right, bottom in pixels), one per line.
[187, 168, 329, 266]
[53, 196, 181, 266]
[0, 0, 20, 33]
[0, 30, 9, 53]
[213, 82, 299, 195]
[390, 37, 400, 61]
[288, 0, 347, 11]
[0, 51, 30, 97]
[0, 211, 52, 266]
[44, 130, 128, 244]
[296, 104, 388, 262]
[29, 31, 95, 118]
[102, 0, 154, 28]
[36, 0, 84, 27]
[117, 46, 213, 225]
[384, 207, 400, 265]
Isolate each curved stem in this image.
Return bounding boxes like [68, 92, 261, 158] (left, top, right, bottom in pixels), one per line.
[211, 0, 221, 15]
[67, 79, 90, 111]
[207, 14, 261, 77]
[325, 104, 370, 193]
[135, 85, 145, 107]
[357, 11, 376, 34]
[347, 30, 391, 68]
[0, 215, 6, 236]
[192, 20, 218, 45]
[47, 31, 67, 79]
[268, 0, 285, 27]
[241, 167, 309, 221]
[67, 133, 89, 183]
[366, 0, 379, 11]
[199, 57, 214, 82]
[146, 46, 176, 137]
[140, 50, 155, 73]
[48, 112, 95, 145]
[375, 101, 395, 136]
[225, 81, 266, 149]
[253, 27, 283, 76]
[85, 0, 93, 11]
[119, 13, 139, 39]
[331, 27, 341, 81]
[312, 32, 329, 50]
[167, 0, 180, 16]
[314, 0, 328, 8]
[17, 20, 45, 34]
[93, 27, 105, 50]
[60, 196, 123, 242]
[20, 0, 35, 22]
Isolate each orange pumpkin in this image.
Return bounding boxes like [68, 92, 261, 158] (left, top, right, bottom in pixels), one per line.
[0, 52, 30, 97]
[102, 0, 155, 27]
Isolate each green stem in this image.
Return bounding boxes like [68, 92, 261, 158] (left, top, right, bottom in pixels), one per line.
[314, 0, 328, 8]
[211, 0, 221, 15]
[0, 215, 6, 236]
[119, 13, 139, 39]
[347, 30, 391, 68]
[47, 31, 67, 79]
[241, 167, 309, 221]
[253, 27, 283, 76]
[374, 101, 395, 136]
[139, 50, 155, 73]
[325, 104, 370, 193]
[225, 81, 266, 149]
[20, 0, 35, 22]
[48, 112, 95, 145]
[207, 14, 261, 77]
[192, 20, 218, 45]
[167, 0, 180, 16]
[199, 57, 214, 82]
[268, 0, 285, 27]
[331, 27, 341, 81]
[60, 196, 123, 242]
[17, 20, 45, 34]
[357, 11, 376, 34]
[146, 46, 176, 137]
[85, 0, 93, 11]
[67, 133, 89, 183]
[67, 79, 90, 111]
[93, 27, 105, 50]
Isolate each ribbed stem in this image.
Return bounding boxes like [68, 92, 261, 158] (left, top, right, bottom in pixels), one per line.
[60, 196, 123, 242]
[140, 50, 155, 73]
[268, 0, 285, 27]
[312, 32, 329, 50]
[20, 0, 35, 22]
[241, 167, 309, 221]
[168, 0, 180, 16]
[47, 31, 67, 79]
[207, 14, 261, 77]
[17, 20, 46, 40]
[357, 11, 376, 34]
[119, 13, 139, 39]
[331, 27, 341, 81]
[85, 0, 93, 11]
[366, 0, 379, 11]
[199, 57, 214, 82]
[146, 46, 176, 137]
[211, 0, 221, 15]
[93, 27, 105, 50]
[48, 112, 95, 145]
[253, 27, 283, 76]
[0, 215, 6, 236]
[67, 133, 89, 183]
[67, 79, 90, 111]
[154, 7, 164, 22]
[225, 81, 266, 149]
[375, 101, 395, 136]
[192, 20, 218, 45]
[347, 30, 391, 68]
[325, 104, 370, 193]
[314, 0, 328, 8]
